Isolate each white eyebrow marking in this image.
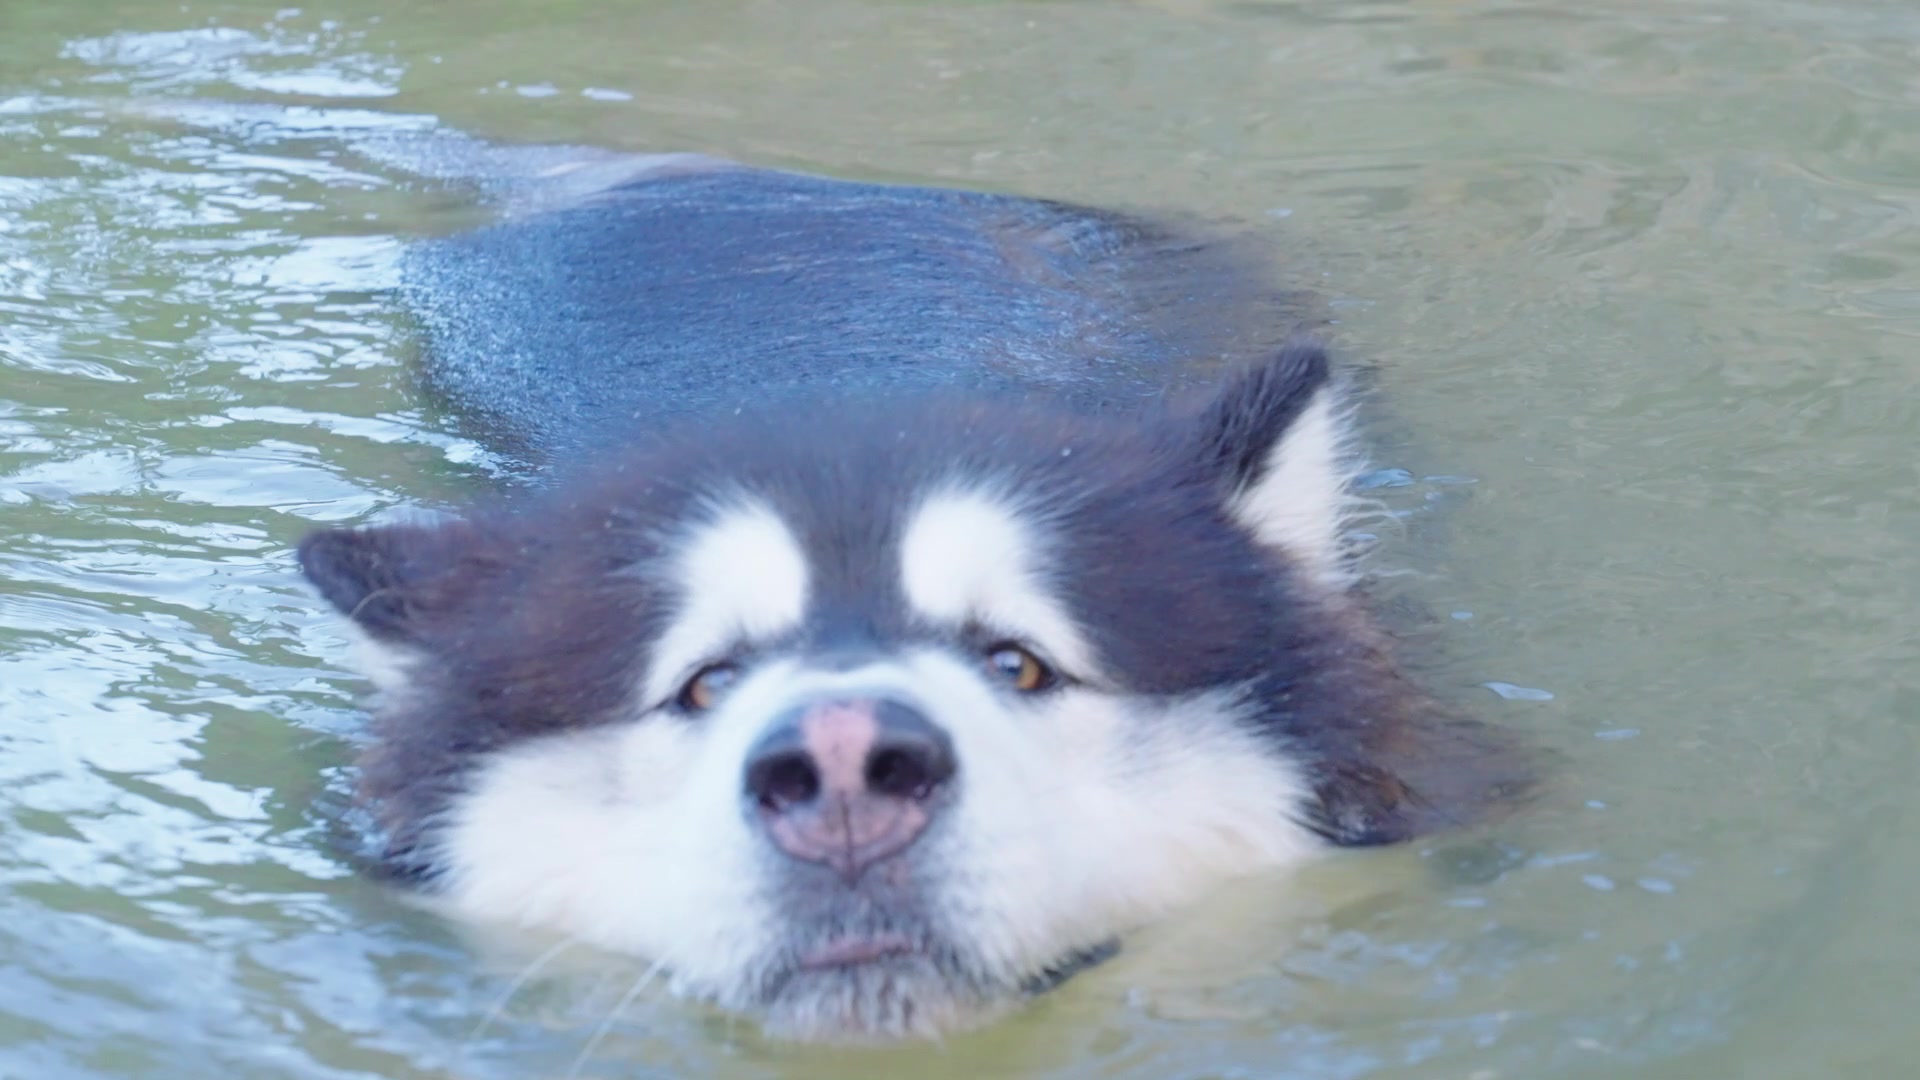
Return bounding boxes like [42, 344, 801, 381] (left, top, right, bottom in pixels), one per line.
[645, 497, 809, 703]
[898, 487, 1097, 676]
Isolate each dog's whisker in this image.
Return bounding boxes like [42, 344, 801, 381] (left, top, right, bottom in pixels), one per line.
[572, 964, 619, 1023]
[565, 958, 669, 1079]
[466, 936, 579, 1049]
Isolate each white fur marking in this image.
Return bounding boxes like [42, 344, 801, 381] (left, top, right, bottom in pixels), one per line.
[898, 488, 1098, 675]
[645, 499, 809, 703]
[1229, 390, 1358, 588]
[336, 618, 424, 699]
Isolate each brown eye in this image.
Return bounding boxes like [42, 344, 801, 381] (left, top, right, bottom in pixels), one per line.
[677, 663, 739, 713]
[986, 644, 1053, 693]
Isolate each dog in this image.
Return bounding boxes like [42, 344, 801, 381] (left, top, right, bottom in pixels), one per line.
[298, 153, 1520, 1042]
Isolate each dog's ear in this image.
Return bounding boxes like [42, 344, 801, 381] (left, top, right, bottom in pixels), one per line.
[1189, 337, 1354, 586]
[298, 518, 496, 646]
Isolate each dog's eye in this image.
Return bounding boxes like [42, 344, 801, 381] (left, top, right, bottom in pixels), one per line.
[677, 663, 739, 713]
[986, 644, 1054, 693]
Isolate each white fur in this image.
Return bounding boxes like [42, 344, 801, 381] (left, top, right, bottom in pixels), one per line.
[901, 649, 1322, 980]
[430, 681, 779, 999]
[432, 648, 1321, 1022]
[1229, 389, 1360, 589]
[338, 618, 424, 700]
[434, 659, 916, 1001]
[899, 487, 1099, 676]
[429, 489, 1324, 1035]
[642, 497, 810, 704]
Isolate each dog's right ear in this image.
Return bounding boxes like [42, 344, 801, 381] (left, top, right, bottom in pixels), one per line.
[298, 519, 490, 646]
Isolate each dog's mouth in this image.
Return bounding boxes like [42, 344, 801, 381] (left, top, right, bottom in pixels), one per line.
[797, 932, 917, 970]
[791, 931, 1118, 991]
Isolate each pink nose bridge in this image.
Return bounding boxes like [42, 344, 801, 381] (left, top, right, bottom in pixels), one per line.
[757, 699, 939, 881]
[801, 701, 881, 796]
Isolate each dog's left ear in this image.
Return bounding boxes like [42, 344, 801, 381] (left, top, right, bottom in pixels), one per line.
[298, 517, 518, 694]
[298, 519, 488, 646]
[1189, 337, 1354, 586]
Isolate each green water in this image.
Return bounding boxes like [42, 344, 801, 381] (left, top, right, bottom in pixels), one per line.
[3, 1, 1918, 1077]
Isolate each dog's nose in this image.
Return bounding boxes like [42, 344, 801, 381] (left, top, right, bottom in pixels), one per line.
[743, 698, 955, 881]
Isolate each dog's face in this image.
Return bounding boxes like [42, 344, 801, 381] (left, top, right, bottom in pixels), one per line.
[300, 343, 1422, 1041]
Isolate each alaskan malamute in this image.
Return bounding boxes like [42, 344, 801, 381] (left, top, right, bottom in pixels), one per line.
[299, 153, 1520, 1042]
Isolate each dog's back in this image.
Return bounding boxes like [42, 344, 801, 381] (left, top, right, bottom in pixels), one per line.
[403, 158, 1317, 461]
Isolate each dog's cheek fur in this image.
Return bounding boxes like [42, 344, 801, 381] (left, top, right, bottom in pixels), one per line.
[426, 702, 777, 1000]
[904, 652, 1323, 983]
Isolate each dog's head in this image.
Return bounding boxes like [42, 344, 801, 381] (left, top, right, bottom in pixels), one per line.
[300, 341, 1466, 1040]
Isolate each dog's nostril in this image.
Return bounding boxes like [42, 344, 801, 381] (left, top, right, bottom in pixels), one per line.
[864, 710, 956, 801]
[866, 745, 932, 800]
[748, 750, 820, 812]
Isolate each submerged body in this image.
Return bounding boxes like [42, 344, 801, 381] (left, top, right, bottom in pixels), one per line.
[301, 152, 1517, 1041]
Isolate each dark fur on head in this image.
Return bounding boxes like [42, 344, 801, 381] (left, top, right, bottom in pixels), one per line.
[301, 341, 1524, 873]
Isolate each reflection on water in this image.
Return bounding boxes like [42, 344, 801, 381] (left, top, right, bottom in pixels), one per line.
[2, 2, 1918, 1077]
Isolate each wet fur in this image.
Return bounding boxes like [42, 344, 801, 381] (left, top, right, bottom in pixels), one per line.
[300, 154, 1523, 1041]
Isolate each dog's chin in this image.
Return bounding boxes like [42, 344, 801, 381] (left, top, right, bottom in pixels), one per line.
[752, 939, 1008, 1043]
[745, 927, 1124, 1042]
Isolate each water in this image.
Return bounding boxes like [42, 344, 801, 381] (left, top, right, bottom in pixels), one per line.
[3, 1, 1917, 1076]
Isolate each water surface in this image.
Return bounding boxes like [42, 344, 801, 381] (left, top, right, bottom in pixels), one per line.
[3, 1, 1918, 1077]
